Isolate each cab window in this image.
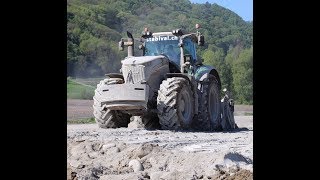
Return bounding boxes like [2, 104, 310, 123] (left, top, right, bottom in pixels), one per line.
[183, 38, 197, 63]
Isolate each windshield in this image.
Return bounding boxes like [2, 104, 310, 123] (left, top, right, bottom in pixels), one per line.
[144, 35, 180, 65]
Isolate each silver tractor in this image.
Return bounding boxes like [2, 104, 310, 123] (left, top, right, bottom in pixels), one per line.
[93, 25, 236, 131]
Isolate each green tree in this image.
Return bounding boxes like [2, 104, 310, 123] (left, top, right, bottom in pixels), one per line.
[231, 47, 253, 104]
[66, 0, 253, 99]
[203, 48, 232, 91]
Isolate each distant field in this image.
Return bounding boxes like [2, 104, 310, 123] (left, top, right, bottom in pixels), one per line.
[67, 78, 97, 99]
[71, 77, 105, 87]
[67, 99, 253, 121]
[67, 77, 253, 115]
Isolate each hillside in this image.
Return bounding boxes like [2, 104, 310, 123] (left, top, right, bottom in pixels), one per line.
[67, 0, 253, 104]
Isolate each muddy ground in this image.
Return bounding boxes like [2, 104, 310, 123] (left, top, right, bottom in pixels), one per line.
[67, 99, 253, 179]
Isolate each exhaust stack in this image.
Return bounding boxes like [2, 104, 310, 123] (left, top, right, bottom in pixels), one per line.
[118, 31, 134, 57]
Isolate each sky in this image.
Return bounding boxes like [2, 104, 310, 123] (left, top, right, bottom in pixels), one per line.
[190, 0, 253, 21]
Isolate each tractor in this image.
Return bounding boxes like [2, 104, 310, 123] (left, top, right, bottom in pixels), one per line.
[93, 25, 236, 131]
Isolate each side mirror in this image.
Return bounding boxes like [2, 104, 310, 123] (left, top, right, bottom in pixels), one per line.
[119, 39, 124, 51]
[198, 35, 204, 46]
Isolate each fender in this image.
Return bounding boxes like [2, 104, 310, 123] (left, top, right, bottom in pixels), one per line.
[194, 65, 221, 89]
[105, 73, 124, 80]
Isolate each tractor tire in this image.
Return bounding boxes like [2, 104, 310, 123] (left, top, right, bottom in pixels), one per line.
[157, 77, 195, 130]
[93, 78, 130, 128]
[196, 75, 221, 131]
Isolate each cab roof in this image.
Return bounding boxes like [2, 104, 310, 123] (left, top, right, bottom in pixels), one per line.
[151, 32, 174, 36]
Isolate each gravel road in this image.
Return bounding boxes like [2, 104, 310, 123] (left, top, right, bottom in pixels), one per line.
[67, 116, 253, 180]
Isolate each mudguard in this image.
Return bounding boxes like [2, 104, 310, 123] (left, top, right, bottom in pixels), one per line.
[105, 73, 124, 79]
[194, 65, 221, 89]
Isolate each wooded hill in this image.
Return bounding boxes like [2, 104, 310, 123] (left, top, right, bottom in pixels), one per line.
[67, 0, 253, 104]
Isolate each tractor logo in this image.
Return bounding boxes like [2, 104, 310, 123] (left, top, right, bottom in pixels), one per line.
[127, 70, 134, 84]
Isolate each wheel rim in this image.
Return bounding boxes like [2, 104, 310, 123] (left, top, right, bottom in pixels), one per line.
[209, 85, 219, 124]
[179, 88, 192, 124]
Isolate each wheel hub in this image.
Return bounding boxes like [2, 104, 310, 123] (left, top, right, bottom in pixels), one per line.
[209, 86, 218, 124]
[180, 99, 185, 112]
[180, 90, 192, 123]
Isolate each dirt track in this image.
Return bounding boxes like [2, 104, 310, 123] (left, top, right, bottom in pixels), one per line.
[67, 99, 94, 120]
[67, 99, 253, 179]
[67, 116, 253, 179]
[67, 99, 253, 120]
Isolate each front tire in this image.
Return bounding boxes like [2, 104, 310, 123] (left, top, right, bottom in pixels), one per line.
[157, 77, 195, 130]
[93, 78, 130, 128]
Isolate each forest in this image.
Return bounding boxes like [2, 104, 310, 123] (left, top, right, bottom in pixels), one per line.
[67, 0, 253, 104]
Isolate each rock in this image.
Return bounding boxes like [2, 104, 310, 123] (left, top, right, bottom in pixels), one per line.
[149, 157, 157, 167]
[67, 163, 76, 180]
[150, 171, 163, 180]
[75, 139, 85, 142]
[100, 173, 142, 180]
[141, 172, 150, 179]
[160, 170, 185, 179]
[224, 152, 252, 164]
[88, 152, 99, 159]
[69, 160, 81, 168]
[70, 144, 86, 157]
[151, 171, 189, 179]
[117, 142, 126, 150]
[71, 172, 77, 179]
[77, 164, 85, 169]
[102, 143, 116, 151]
[134, 143, 155, 159]
[128, 116, 152, 129]
[106, 147, 120, 154]
[129, 159, 144, 172]
[91, 143, 101, 151]
[128, 118, 144, 129]
[204, 169, 217, 179]
[242, 164, 253, 172]
[112, 147, 120, 153]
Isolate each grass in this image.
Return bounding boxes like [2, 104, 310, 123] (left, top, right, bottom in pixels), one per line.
[244, 112, 253, 116]
[67, 78, 95, 99]
[67, 117, 96, 124]
[72, 77, 104, 87]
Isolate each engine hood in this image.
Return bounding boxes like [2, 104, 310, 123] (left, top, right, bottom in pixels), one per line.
[121, 55, 168, 65]
[121, 55, 170, 85]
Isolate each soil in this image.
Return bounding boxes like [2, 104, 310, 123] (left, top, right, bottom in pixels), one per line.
[67, 99, 253, 120]
[67, 99, 253, 179]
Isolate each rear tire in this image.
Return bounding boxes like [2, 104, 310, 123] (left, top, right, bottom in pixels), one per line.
[93, 78, 130, 128]
[196, 75, 221, 131]
[157, 77, 195, 130]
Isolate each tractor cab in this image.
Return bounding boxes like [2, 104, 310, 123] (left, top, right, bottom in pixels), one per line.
[140, 27, 204, 73]
[143, 34, 198, 68]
